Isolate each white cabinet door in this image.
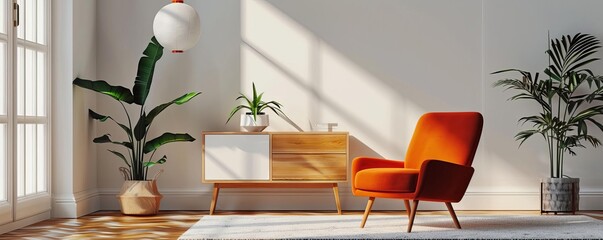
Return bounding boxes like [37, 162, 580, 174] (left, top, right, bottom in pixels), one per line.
[204, 135, 270, 180]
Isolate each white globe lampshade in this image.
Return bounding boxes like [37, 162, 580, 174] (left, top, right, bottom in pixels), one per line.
[153, 1, 201, 53]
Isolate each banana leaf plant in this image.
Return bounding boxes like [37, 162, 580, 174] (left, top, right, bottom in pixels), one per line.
[73, 36, 201, 181]
[493, 33, 603, 178]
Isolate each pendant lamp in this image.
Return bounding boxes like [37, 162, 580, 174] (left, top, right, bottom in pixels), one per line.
[153, 0, 201, 53]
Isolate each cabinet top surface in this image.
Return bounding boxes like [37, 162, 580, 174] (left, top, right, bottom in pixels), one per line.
[202, 131, 349, 135]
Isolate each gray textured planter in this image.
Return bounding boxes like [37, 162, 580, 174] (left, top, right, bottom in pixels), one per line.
[541, 178, 579, 214]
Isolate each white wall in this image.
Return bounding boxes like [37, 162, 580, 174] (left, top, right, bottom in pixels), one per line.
[72, 0, 99, 216]
[51, 0, 75, 218]
[482, 0, 603, 208]
[91, 0, 603, 211]
[52, 0, 99, 218]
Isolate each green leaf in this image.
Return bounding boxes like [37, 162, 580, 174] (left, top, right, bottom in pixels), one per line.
[227, 93, 253, 124]
[515, 129, 540, 147]
[579, 120, 588, 136]
[491, 69, 528, 75]
[108, 150, 131, 167]
[264, 105, 286, 118]
[568, 58, 599, 73]
[93, 134, 133, 149]
[89, 109, 110, 122]
[238, 94, 253, 107]
[134, 112, 147, 141]
[157, 155, 167, 164]
[252, 82, 258, 105]
[73, 78, 134, 104]
[544, 68, 561, 81]
[88, 110, 132, 139]
[253, 93, 265, 121]
[571, 106, 603, 123]
[116, 122, 133, 140]
[143, 162, 156, 167]
[584, 135, 601, 147]
[146, 92, 201, 127]
[143, 133, 195, 154]
[132, 36, 164, 105]
[93, 134, 113, 143]
[226, 105, 251, 123]
[144, 155, 168, 168]
[586, 118, 603, 133]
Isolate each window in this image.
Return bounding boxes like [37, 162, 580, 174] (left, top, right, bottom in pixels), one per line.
[16, 0, 47, 198]
[0, 0, 50, 224]
[0, 0, 8, 205]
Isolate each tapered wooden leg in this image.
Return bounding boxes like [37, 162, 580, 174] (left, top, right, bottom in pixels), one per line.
[404, 200, 411, 218]
[445, 202, 461, 229]
[360, 197, 375, 228]
[407, 200, 419, 233]
[332, 183, 342, 215]
[209, 185, 220, 215]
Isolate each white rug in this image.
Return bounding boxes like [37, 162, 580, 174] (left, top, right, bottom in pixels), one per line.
[178, 214, 603, 239]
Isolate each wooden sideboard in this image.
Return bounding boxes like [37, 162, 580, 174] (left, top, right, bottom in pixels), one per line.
[202, 132, 349, 214]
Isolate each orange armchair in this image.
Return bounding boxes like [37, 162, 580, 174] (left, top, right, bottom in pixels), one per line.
[352, 112, 483, 232]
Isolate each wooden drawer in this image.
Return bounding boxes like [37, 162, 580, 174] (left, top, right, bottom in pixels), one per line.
[272, 154, 347, 181]
[272, 134, 347, 153]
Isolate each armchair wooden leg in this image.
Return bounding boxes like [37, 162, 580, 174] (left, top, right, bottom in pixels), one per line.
[404, 200, 411, 218]
[360, 197, 375, 228]
[407, 200, 419, 233]
[445, 202, 461, 229]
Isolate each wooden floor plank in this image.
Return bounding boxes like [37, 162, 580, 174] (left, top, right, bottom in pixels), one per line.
[0, 211, 202, 240]
[1, 210, 601, 239]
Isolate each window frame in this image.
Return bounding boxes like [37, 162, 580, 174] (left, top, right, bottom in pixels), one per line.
[0, 0, 51, 224]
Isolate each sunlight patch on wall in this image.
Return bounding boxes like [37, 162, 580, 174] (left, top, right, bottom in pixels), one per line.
[240, 43, 311, 132]
[319, 43, 421, 158]
[240, 0, 423, 158]
[242, 0, 312, 82]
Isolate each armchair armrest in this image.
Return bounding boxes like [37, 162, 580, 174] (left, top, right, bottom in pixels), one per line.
[352, 157, 405, 175]
[414, 159, 474, 202]
[352, 157, 405, 190]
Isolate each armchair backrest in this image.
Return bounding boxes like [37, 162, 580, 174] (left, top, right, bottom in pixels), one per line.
[404, 112, 483, 169]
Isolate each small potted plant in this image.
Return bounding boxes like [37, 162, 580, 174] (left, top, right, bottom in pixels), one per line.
[226, 82, 286, 132]
[73, 36, 200, 215]
[493, 33, 603, 213]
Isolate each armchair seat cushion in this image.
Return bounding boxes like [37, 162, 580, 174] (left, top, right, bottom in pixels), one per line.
[355, 168, 419, 193]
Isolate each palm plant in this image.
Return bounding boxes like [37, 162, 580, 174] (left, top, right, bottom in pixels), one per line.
[73, 36, 201, 181]
[226, 82, 286, 123]
[493, 33, 603, 178]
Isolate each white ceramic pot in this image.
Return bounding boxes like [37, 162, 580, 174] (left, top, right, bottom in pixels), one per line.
[240, 113, 269, 132]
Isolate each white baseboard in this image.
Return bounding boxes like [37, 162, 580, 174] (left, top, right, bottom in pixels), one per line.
[98, 188, 603, 211]
[74, 189, 100, 217]
[52, 194, 77, 218]
[52, 189, 100, 218]
[578, 191, 603, 210]
[0, 211, 50, 235]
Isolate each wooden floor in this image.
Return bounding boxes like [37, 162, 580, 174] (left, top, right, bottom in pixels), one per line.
[1, 210, 602, 239]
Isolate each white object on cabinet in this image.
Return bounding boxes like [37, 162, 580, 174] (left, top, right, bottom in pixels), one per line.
[203, 134, 270, 180]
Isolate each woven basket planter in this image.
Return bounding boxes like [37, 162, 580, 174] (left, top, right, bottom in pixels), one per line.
[117, 180, 163, 215]
[117, 168, 164, 216]
[541, 178, 579, 214]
